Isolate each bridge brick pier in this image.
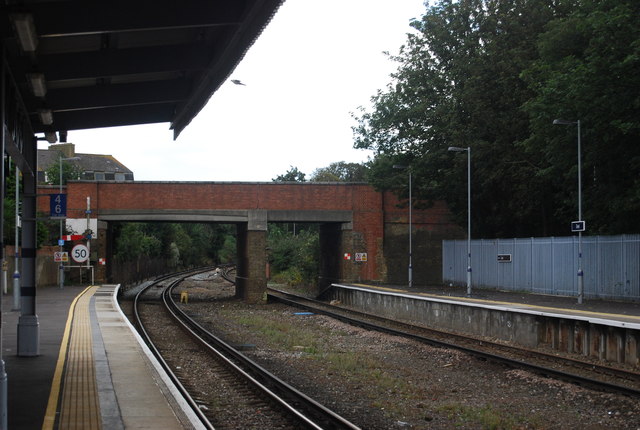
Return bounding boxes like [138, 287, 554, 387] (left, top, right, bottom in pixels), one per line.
[38, 181, 463, 301]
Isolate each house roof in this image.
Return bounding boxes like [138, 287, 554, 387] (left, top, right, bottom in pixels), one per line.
[2, 0, 284, 139]
[38, 148, 133, 175]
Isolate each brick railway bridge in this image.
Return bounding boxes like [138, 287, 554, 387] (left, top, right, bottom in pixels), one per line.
[39, 181, 462, 301]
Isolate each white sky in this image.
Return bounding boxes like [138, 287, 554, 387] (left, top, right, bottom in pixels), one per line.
[39, 0, 426, 182]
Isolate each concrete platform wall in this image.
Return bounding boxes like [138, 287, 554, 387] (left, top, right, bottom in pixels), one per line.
[329, 285, 639, 366]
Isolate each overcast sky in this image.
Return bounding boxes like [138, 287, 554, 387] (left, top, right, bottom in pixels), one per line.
[39, 1, 426, 182]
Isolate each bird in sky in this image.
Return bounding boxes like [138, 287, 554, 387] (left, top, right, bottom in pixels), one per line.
[231, 79, 246, 86]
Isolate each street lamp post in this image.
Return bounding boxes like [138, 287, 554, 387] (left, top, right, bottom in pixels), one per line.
[448, 146, 472, 296]
[393, 165, 412, 288]
[58, 155, 79, 289]
[553, 118, 584, 304]
[12, 166, 21, 310]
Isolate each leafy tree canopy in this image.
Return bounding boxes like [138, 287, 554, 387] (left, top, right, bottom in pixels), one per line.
[5, 162, 59, 247]
[44, 155, 83, 185]
[268, 223, 319, 286]
[310, 161, 368, 182]
[112, 222, 235, 267]
[521, 0, 640, 234]
[353, 0, 640, 237]
[273, 166, 306, 182]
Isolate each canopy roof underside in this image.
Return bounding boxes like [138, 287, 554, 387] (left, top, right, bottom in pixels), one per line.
[1, 0, 284, 139]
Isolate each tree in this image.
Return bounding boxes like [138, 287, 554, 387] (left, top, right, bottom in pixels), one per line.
[352, 0, 640, 237]
[310, 162, 368, 182]
[268, 223, 319, 286]
[521, 0, 640, 234]
[112, 222, 236, 267]
[4, 163, 18, 245]
[273, 166, 306, 182]
[113, 223, 161, 262]
[44, 156, 82, 185]
[219, 234, 237, 263]
[4, 162, 52, 247]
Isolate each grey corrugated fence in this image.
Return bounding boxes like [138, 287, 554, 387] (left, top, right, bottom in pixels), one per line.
[442, 235, 640, 300]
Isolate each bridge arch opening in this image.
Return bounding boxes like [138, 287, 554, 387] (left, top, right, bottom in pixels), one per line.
[233, 221, 351, 302]
[104, 220, 238, 286]
[101, 219, 350, 303]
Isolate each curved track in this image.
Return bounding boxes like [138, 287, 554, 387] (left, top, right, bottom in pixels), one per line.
[134, 269, 360, 430]
[267, 287, 640, 398]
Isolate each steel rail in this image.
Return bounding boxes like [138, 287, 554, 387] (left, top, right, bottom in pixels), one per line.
[165, 280, 361, 430]
[267, 288, 640, 398]
[133, 268, 216, 430]
[219, 264, 236, 285]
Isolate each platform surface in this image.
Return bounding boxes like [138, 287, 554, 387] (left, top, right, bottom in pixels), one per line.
[2, 285, 197, 430]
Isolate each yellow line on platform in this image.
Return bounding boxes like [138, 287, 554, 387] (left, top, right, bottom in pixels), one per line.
[58, 285, 101, 429]
[42, 286, 94, 430]
[351, 284, 640, 322]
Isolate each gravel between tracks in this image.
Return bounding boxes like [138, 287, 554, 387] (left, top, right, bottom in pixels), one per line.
[154, 274, 640, 429]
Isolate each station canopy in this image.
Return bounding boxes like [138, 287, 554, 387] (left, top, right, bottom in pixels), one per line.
[1, 0, 284, 139]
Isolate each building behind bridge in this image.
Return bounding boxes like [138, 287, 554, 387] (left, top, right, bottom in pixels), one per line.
[37, 143, 134, 184]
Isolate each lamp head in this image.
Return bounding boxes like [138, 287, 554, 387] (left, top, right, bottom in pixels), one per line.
[553, 119, 577, 125]
[11, 13, 38, 52]
[44, 132, 57, 143]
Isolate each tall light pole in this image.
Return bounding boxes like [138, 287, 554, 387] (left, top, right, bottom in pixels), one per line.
[448, 146, 472, 296]
[393, 164, 412, 288]
[58, 155, 79, 289]
[13, 166, 21, 310]
[553, 118, 584, 304]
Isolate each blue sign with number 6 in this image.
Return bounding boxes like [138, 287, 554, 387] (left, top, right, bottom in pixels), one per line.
[50, 194, 67, 217]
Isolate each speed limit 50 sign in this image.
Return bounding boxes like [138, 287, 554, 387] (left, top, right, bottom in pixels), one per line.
[71, 244, 89, 263]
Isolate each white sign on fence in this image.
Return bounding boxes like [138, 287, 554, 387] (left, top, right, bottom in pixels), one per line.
[53, 252, 69, 263]
[355, 253, 368, 262]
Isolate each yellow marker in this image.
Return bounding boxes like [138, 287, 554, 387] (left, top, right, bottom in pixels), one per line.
[42, 286, 94, 430]
[180, 291, 188, 304]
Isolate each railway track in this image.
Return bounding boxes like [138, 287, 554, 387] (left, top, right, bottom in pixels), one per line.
[267, 287, 640, 398]
[133, 269, 360, 430]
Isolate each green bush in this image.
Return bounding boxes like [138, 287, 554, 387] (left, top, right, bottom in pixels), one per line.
[268, 224, 319, 286]
[272, 266, 304, 287]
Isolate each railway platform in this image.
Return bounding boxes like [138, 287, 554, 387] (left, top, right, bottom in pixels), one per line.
[1, 284, 200, 430]
[356, 283, 640, 324]
[329, 283, 640, 365]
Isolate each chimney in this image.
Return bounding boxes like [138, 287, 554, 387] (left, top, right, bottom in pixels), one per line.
[48, 143, 75, 158]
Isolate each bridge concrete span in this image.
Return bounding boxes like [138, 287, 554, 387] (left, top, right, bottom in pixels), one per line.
[38, 181, 463, 301]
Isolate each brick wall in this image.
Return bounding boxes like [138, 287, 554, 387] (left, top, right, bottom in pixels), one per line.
[39, 181, 462, 286]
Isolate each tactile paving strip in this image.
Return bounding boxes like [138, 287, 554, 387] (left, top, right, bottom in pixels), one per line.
[58, 286, 101, 429]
